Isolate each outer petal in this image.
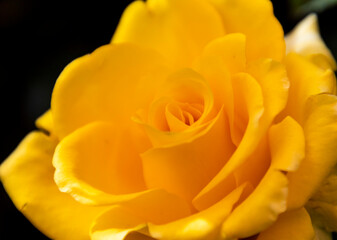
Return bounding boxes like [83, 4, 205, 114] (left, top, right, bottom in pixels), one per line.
[220, 116, 304, 238]
[287, 94, 337, 210]
[200, 34, 246, 75]
[53, 121, 191, 223]
[89, 184, 246, 240]
[285, 14, 336, 70]
[53, 122, 146, 203]
[0, 132, 108, 240]
[51, 43, 168, 139]
[221, 169, 288, 239]
[306, 166, 337, 232]
[247, 58, 289, 121]
[283, 53, 336, 124]
[207, 0, 285, 62]
[148, 183, 246, 240]
[90, 206, 149, 240]
[268, 116, 305, 172]
[112, 0, 224, 67]
[257, 208, 315, 240]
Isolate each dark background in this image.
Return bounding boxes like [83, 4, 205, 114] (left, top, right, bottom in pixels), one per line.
[0, 0, 336, 239]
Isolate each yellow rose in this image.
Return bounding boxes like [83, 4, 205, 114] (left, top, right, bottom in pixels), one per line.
[1, 0, 337, 239]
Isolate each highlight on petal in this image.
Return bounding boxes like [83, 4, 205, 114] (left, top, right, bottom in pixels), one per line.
[287, 94, 337, 210]
[284, 53, 336, 124]
[113, 0, 224, 67]
[90, 206, 148, 240]
[0, 132, 108, 239]
[268, 116, 305, 172]
[257, 208, 315, 240]
[247, 58, 289, 121]
[207, 0, 285, 62]
[285, 14, 336, 70]
[51, 43, 168, 139]
[148, 183, 246, 240]
[53, 121, 191, 223]
[221, 169, 288, 239]
[53, 121, 147, 204]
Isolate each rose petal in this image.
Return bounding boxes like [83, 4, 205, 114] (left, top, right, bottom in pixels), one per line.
[217, 116, 305, 238]
[257, 208, 315, 240]
[268, 116, 305, 172]
[287, 94, 337, 210]
[221, 169, 288, 239]
[283, 53, 336, 124]
[53, 121, 191, 223]
[285, 14, 336, 70]
[194, 33, 246, 145]
[201, 33, 246, 75]
[0, 132, 108, 239]
[53, 122, 146, 202]
[135, 69, 216, 148]
[148, 183, 247, 240]
[247, 58, 289, 121]
[207, 0, 285, 62]
[51, 44, 168, 139]
[193, 73, 265, 210]
[90, 206, 149, 240]
[112, 0, 224, 67]
[141, 108, 234, 203]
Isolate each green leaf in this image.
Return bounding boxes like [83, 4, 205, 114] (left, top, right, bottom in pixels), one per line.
[290, 0, 337, 16]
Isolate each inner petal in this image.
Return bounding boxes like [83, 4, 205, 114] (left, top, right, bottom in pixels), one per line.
[144, 69, 214, 136]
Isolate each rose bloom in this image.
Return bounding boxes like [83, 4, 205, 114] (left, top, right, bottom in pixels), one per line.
[1, 0, 337, 239]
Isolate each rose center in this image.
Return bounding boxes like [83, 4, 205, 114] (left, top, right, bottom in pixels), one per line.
[166, 101, 204, 127]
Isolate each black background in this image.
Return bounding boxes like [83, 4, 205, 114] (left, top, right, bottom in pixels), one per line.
[0, 0, 336, 239]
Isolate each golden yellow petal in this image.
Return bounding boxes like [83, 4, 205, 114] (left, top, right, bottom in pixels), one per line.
[221, 169, 288, 239]
[51, 44, 168, 139]
[141, 108, 234, 203]
[53, 122, 147, 202]
[201, 34, 246, 75]
[207, 0, 285, 62]
[257, 208, 315, 240]
[0, 132, 108, 239]
[283, 53, 336, 124]
[287, 94, 337, 210]
[113, 0, 224, 67]
[193, 73, 265, 210]
[285, 14, 336, 70]
[247, 58, 289, 121]
[148, 184, 246, 240]
[268, 116, 305, 172]
[90, 206, 149, 240]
